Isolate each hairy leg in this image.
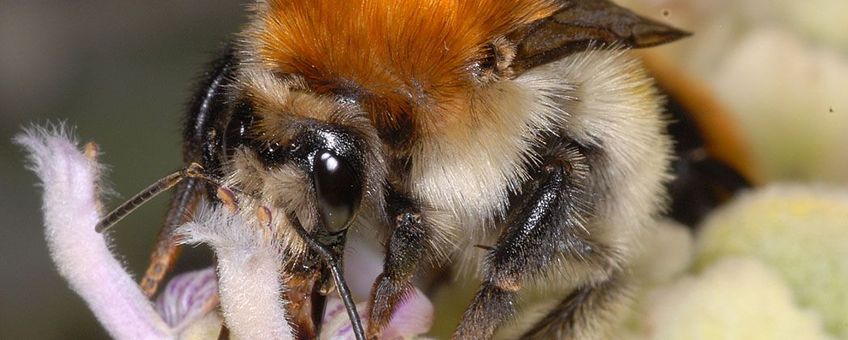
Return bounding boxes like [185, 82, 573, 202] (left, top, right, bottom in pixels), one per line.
[366, 191, 437, 338]
[454, 145, 621, 339]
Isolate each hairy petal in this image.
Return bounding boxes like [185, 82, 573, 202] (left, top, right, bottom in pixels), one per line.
[179, 204, 294, 339]
[15, 125, 172, 340]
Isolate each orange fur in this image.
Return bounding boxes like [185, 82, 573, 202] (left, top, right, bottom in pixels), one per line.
[251, 0, 559, 134]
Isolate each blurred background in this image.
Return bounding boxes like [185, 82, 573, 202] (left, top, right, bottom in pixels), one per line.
[1, 0, 845, 339]
[1, 1, 246, 338]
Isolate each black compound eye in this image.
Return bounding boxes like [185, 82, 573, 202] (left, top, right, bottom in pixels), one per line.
[312, 150, 362, 232]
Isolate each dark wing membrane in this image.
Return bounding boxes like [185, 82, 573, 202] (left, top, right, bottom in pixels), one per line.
[509, 0, 689, 74]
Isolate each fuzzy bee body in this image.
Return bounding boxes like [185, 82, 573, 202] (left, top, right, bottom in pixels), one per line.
[123, 1, 753, 339]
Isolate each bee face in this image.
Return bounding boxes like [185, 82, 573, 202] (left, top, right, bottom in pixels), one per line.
[222, 0, 550, 244]
[217, 68, 388, 249]
[227, 1, 576, 238]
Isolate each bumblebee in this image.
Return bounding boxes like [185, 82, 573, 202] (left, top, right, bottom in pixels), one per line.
[97, 0, 753, 338]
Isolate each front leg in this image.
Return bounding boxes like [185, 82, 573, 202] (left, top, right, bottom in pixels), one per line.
[454, 145, 622, 339]
[367, 191, 442, 338]
[139, 178, 201, 296]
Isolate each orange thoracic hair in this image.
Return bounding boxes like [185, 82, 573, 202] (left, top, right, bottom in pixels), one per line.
[251, 0, 559, 135]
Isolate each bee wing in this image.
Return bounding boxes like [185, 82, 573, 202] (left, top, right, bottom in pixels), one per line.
[510, 0, 690, 74]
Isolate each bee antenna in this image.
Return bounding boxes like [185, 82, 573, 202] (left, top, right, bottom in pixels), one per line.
[95, 162, 220, 233]
[290, 214, 366, 340]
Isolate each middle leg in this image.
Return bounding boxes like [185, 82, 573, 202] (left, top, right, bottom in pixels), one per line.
[453, 144, 622, 339]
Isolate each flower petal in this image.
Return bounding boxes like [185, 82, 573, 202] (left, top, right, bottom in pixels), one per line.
[155, 267, 219, 332]
[178, 204, 294, 339]
[321, 288, 433, 340]
[16, 125, 172, 339]
[381, 287, 434, 340]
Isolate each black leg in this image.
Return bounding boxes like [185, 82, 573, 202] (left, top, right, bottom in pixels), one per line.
[367, 191, 439, 338]
[453, 145, 619, 339]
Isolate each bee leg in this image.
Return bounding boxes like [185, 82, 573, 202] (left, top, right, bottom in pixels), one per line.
[454, 146, 618, 339]
[367, 192, 434, 338]
[519, 274, 628, 339]
[140, 178, 202, 297]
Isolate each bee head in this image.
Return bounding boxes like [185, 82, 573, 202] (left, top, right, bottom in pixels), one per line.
[221, 70, 387, 249]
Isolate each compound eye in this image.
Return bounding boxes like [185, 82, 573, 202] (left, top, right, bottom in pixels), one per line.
[312, 150, 362, 232]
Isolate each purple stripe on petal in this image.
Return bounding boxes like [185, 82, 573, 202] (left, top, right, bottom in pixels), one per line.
[155, 267, 219, 331]
[337, 324, 353, 337]
[323, 298, 346, 321]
